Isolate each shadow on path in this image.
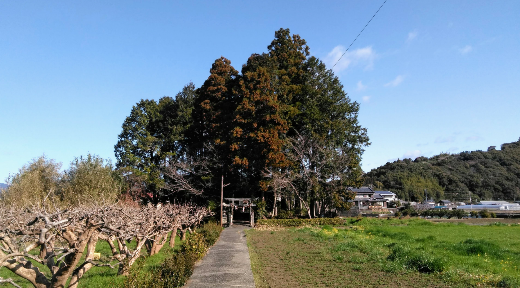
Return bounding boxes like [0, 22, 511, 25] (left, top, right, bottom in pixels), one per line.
[184, 224, 255, 288]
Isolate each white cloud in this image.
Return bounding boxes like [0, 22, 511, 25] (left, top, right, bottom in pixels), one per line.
[357, 81, 367, 91]
[407, 30, 418, 42]
[324, 45, 376, 73]
[459, 45, 472, 55]
[435, 136, 455, 144]
[362, 96, 371, 103]
[384, 75, 404, 87]
[403, 150, 422, 159]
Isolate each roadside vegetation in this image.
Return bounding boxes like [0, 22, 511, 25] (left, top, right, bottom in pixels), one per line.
[247, 218, 520, 287]
[120, 221, 222, 288]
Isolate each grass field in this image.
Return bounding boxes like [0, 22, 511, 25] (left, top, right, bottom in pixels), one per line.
[0, 231, 184, 288]
[247, 218, 520, 287]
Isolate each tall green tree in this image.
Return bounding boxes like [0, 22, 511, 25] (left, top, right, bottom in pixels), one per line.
[115, 99, 163, 202]
[188, 57, 239, 198]
[234, 53, 290, 191]
[115, 83, 196, 202]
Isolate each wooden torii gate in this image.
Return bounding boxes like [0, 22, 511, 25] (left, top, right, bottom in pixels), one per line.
[223, 198, 255, 227]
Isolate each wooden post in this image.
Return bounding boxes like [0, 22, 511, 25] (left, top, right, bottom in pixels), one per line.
[220, 174, 223, 227]
[250, 203, 254, 227]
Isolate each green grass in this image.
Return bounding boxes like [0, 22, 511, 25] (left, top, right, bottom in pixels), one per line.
[0, 231, 185, 288]
[247, 218, 520, 287]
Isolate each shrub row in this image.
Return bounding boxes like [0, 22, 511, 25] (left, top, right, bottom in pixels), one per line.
[398, 206, 497, 219]
[122, 221, 223, 288]
[256, 218, 349, 227]
[420, 209, 468, 219]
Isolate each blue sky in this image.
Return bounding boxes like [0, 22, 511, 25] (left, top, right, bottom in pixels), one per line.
[1, 0, 519, 182]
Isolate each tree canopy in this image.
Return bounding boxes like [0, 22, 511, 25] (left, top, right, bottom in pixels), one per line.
[115, 28, 370, 216]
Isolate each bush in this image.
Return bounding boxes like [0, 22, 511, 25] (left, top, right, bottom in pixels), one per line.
[256, 218, 347, 228]
[182, 232, 206, 260]
[479, 209, 492, 218]
[121, 221, 223, 288]
[157, 250, 198, 288]
[449, 209, 467, 219]
[254, 200, 268, 220]
[399, 203, 419, 217]
[60, 154, 121, 206]
[2, 156, 62, 209]
[198, 221, 223, 248]
[1, 154, 121, 209]
[275, 210, 295, 219]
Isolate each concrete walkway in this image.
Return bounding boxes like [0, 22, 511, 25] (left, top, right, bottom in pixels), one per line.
[184, 224, 255, 288]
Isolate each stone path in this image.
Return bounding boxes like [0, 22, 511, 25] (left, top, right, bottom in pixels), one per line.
[184, 224, 255, 288]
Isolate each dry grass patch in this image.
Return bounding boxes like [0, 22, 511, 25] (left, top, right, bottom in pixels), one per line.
[247, 227, 452, 288]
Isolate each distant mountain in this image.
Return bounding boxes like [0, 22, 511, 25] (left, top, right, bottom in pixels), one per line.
[366, 138, 520, 202]
[0, 183, 7, 190]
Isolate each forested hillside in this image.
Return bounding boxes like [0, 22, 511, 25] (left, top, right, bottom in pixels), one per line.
[366, 138, 520, 202]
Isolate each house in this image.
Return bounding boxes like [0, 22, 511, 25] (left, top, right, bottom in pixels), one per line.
[348, 187, 398, 209]
[373, 191, 397, 202]
[438, 200, 452, 206]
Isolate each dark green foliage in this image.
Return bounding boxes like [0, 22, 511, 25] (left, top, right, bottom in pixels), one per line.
[478, 209, 497, 218]
[387, 244, 446, 273]
[399, 203, 419, 216]
[454, 239, 502, 258]
[256, 218, 348, 227]
[367, 138, 520, 202]
[420, 209, 467, 219]
[115, 83, 197, 202]
[116, 28, 369, 211]
[497, 276, 520, 288]
[254, 200, 268, 220]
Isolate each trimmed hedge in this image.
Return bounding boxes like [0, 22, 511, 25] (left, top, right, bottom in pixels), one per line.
[256, 218, 349, 228]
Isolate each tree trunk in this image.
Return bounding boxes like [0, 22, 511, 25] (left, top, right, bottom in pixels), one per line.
[50, 225, 99, 288]
[69, 231, 99, 288]
[118, 237, 147, 276]
[104, 235, 123, 261]
[149, 233, 168, 256]
[169, 227, 178, 248]
[1, 255, 50, 288]
[180, 228, 187, 241]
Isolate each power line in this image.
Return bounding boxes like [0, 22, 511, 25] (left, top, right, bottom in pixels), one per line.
[331, 0, 388, 70]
